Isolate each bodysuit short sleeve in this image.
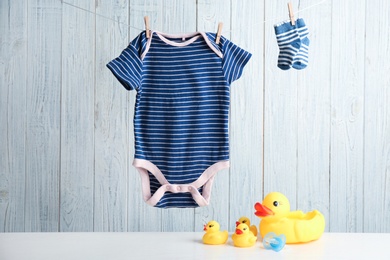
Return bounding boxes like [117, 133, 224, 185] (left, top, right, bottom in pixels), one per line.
[106, 43, 143, 91]
[220, 36, 252, 85]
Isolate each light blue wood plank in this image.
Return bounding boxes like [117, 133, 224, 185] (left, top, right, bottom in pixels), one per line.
[60, 0, 95, 232]
[263, 0, 299, 207]
[330, 0, 365, 232]
[0, 0, 27, 232]
[364, 0, 390, 233]
[94, 0, 129, 232]
[296, 0, 331, 232]
[25, 0, 62, 232]
[229, 0, 264, 232]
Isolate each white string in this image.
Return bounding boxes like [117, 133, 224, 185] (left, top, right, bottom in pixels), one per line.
[61, 1, 145, 31]
[261, 0, 327, 24]
[62, 0, 327, 34]
[297, 0, 327, 14]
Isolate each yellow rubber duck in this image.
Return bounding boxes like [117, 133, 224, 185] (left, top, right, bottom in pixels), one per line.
[236, 216, 258, 237]
[254, 192, 325, 244]
[202, 220, 228, 245]
[232, 223, 257, 247]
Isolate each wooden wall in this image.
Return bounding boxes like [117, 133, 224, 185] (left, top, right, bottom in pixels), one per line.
[1, 0, 389, 232]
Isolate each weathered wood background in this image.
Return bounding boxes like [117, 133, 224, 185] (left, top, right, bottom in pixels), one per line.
[1, 0, 389, 232]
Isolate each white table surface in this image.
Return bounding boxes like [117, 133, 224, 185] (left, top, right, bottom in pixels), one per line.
[0, 232, 389, 260]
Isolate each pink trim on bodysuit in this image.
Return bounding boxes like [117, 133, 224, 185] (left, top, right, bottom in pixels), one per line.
[133, 159, 230, 207]
[141, 31, 223, 60]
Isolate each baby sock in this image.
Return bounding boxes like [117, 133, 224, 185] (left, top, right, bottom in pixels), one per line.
[292, 18, 309, 70]
[274, 21, 301, 70]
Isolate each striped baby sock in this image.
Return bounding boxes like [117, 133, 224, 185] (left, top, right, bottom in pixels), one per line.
[274, 21, 301, 70]
[292, 18, 309, 70]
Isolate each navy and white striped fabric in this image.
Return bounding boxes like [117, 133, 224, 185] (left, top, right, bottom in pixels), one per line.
[274, 18, 309, 70]
[107, 31, 251, 208]
[274, 20, 301, 70]
[292, 18, 309, 70]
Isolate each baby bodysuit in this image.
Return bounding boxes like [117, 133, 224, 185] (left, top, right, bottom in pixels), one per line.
[107, 31, 251, 208]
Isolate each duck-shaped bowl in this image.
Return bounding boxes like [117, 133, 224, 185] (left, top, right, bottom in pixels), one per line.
[254, 192, 325, 244]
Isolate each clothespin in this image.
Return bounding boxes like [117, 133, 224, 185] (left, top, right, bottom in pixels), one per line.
[144, 16, 151, 38]
[216, 22, 223, 44]
[287, 2, 295, 26]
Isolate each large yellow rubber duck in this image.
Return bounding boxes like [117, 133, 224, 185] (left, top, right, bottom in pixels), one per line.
[254, 192, 325, 244]
[202, 220, 228, 245]
[236, 216, 258, 237]
[232, 223, 257, 247]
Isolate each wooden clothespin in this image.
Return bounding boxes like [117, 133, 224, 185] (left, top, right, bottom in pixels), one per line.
[144, 16, 151, 38]
[216, 22, 223, 44]
[287, 2, 295, 26]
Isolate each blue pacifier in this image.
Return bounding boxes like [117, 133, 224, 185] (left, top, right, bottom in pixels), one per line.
[263, 232, 286, 252]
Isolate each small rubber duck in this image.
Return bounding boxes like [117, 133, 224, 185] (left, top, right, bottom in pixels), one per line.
[202, 220, 228, 245]
[254, 192, 325, 244]
[236, 216, 258, 236]
[232, 223, 257, 247]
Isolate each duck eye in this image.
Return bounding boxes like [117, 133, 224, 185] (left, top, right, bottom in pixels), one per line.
[273, 201, 279, 207]
[244, 227, 247, 230]
[243, 220, 247, 223]
[209, 225, 214, 228]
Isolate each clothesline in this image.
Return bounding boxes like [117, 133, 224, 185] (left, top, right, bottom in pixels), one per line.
[61, 0, 327, 34]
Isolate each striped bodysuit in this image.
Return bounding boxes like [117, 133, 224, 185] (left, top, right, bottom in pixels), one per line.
[107, 31, 251, 208]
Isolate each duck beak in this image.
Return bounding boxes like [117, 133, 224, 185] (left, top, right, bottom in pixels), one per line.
[235, 229, 243, 235]
[254, 202, 274, 217]
[203, 224, 207, 231]
[235, 221, 240, 227]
